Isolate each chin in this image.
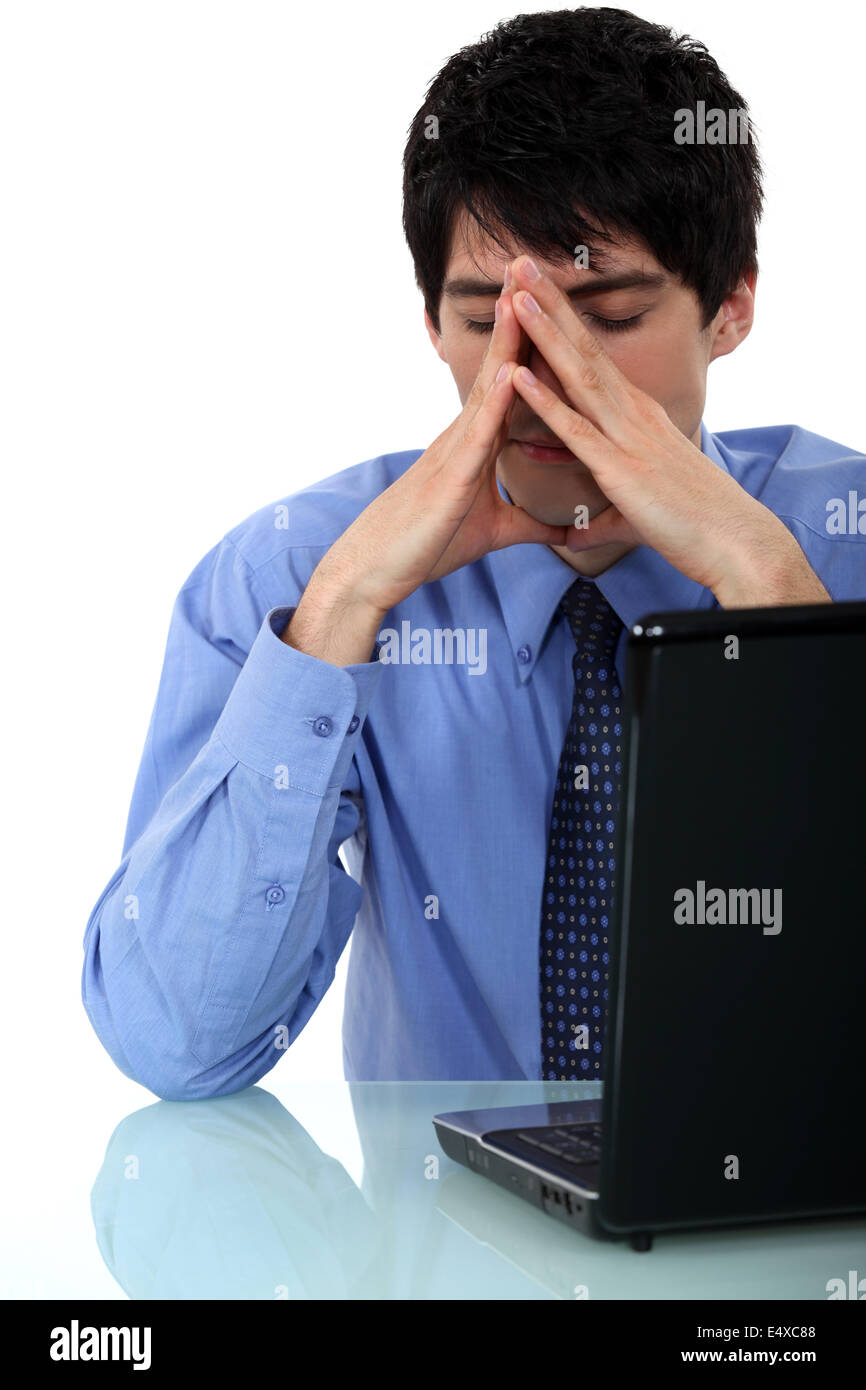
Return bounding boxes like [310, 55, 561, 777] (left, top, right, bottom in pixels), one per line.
[499, 462, 607, 528]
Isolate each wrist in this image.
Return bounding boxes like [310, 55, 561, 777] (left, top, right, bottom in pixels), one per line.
[283, 578, 387, 666]
[709, 528, 830, 609]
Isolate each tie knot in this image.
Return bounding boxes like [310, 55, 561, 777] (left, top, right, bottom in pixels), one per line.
[558, 577, 623, 662]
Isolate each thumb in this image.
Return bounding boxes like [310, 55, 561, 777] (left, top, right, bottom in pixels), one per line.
[565, 503, 636, 552]
[493, 498, 571, 550]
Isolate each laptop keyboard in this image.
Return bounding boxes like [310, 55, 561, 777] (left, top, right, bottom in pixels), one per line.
[515, 1122, 602, 1167]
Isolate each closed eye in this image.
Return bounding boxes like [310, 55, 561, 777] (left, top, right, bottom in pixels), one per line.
[464, 312, 645, 334]
[583, 312, 645, 334]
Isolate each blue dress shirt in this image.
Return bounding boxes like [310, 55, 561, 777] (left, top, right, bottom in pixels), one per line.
[81, 422, 866, 1098]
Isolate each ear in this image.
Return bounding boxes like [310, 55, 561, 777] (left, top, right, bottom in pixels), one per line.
[707, 269, 757, 363]
[424, 307, 448, 363]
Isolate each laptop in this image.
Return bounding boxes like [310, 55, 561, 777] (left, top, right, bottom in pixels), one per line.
[434, 598, 866, 1250]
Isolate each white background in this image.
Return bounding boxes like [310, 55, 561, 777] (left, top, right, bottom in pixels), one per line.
[1, 4, 863, 1293]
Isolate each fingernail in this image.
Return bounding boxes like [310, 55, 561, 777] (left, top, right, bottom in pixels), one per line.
[496, 362, 509, 383]
[520, 292, 542, 315]
[518, 366, 538, 386]
[494, 298, 502, 322]
[503, 264, 512, 290]
[524, 258, 541, 280]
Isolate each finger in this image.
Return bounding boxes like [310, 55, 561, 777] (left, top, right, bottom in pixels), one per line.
[494, 504, 572, 551]
[496, 264, 532, 374]
[499, 289, 531, 422]
[511, 287, 624, 436]
[511, 365, 620, 483]
[509, 254, 628, 401]
[428, 302, 517, 459]
[466, 285, 526, 410]
[448, 361, 517, 486]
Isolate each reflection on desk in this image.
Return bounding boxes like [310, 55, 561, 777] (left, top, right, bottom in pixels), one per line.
[90, 1082, 866, 1300]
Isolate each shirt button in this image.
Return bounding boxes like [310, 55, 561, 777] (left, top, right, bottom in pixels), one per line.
[347, 714, 360, 734]
[312, 715, 333, 737]
[265, 884, 286, 906]
[517, 644, 532, 664]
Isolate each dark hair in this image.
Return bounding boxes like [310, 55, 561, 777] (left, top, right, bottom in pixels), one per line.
[402, 7, 763, 332]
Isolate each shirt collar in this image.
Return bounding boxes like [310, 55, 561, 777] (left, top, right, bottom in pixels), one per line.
[486, 420, 729, 682]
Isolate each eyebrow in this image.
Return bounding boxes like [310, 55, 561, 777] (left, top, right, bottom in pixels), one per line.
[442, 271, 668, 299]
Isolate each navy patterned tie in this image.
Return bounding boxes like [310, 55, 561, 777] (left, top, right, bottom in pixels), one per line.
[540, 578, 625, 1080]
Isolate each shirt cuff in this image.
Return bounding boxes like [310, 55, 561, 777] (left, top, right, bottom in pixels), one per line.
[212, 605, 385, 794]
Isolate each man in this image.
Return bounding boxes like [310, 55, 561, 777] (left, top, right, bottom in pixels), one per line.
[82, 8, 865, 1099]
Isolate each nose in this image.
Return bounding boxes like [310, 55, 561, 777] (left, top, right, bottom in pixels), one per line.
[525, 338, 569, 405]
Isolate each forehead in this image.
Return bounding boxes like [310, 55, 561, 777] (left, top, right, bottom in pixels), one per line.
[444, 203, 659, 285]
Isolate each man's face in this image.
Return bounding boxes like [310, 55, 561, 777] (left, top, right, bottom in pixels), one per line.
[425, 209, 753, 566]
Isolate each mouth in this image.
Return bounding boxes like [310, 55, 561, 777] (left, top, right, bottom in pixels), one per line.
[513, 438, 577, 463]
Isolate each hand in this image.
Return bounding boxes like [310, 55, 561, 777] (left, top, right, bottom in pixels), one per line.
[501, 256, 830, 607]
[309, 284, 570, 618]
